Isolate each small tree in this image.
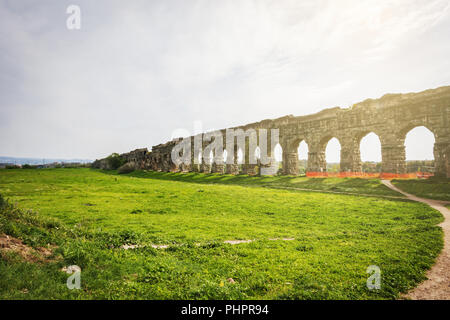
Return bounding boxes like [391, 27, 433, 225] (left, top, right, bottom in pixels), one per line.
[106, 153, 126, 170]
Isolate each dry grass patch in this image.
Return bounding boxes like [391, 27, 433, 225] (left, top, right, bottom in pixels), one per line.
[0, 233, 57, 263]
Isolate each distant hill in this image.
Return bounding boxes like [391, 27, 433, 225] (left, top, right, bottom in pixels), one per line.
[0, 156, 92, 165]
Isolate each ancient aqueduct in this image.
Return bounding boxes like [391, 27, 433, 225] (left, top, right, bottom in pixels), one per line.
[93, 86, 450, 178]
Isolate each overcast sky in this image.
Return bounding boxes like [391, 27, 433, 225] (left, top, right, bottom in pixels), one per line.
[1, 0, 449, 161]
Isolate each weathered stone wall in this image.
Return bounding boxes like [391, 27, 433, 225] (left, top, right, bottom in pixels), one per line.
[91, 158, 110, 170]
[98, 86, 450, 178]
[147, 139, 184, 172]
[120, 148, 151, 170]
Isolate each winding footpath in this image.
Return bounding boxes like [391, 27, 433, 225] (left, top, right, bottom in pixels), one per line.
[381, 180, 450, 300]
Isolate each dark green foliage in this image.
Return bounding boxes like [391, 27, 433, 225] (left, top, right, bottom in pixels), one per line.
[106, 153, 126, 170]
[22, 164, 37, 169]
[5, 165, 20, 169]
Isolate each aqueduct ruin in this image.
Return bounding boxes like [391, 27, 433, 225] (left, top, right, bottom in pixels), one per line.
[93, 86, 450, 178]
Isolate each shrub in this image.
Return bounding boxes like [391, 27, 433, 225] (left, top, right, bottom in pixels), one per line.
[0, 194, 5, 208]
[22, 164, 37, 169]
[106, 153, 126, 170]
[5, 165, 20, 169]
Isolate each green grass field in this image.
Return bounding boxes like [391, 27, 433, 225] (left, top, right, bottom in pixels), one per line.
[0, 168, 445, 299]
[125, 170, 401, 197]
[392, 178, 450, 201]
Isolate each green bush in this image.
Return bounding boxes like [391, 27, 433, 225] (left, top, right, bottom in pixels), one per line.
[5, 165, 20, 169]
[22, 164, 37, 169]
[106, 153, 126, 170]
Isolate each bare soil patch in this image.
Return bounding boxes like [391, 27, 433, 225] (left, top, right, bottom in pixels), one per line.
[0, 233, 56, 263]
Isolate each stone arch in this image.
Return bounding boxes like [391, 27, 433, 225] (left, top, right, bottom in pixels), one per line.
[282, 137, 309, 175]
[378, 124, 437, 175]
[303, 135, 331, 173]
[377, 124, 437, 175]
[318, 135, 338, 151]
[398, 123, 436, 144]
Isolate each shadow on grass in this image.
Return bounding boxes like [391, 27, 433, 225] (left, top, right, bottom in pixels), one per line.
[96, 169, 399, 197]
[392, 177, 450, 201]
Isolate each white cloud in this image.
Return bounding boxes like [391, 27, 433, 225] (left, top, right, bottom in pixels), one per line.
[0, 0, 449, 159]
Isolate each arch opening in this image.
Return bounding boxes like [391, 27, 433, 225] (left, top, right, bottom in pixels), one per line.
[360, 132, 382, 173]
[404, 126, 435, 173]
[274, 143, 283, 174]
[297, 141, 309, 175]
[325, 138, 341, 172]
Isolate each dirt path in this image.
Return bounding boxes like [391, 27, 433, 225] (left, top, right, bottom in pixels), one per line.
[381, 180, 450, 300]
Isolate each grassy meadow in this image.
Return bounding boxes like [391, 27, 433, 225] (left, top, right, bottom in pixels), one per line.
[392, 178, 450, 201]
[125, 170, 401, 197]
[0, 168, 445, 299]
